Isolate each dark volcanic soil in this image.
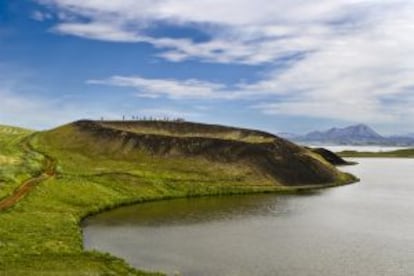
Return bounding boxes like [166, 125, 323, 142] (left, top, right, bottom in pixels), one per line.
[310, 148, 354, 166]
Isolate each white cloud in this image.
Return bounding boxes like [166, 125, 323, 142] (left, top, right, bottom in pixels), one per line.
[31, 10, 53, 21]
[0, 83, 117, 129]
[34, 0, 414, 126]
[88, 76, 247, 99]
[0, 84, 206, 128]
[52, 22, 143, 42]
[250, 4, 414, 124]
[0, 67, 209, 129]
[36, 0, 360, 64]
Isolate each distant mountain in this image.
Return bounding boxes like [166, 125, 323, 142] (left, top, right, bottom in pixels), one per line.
[292, 124, 414, 146]
[303, 124, 386, 144]
[403, 133, 414, 139]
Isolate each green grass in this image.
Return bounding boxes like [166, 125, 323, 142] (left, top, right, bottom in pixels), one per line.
[0, 123, 356, 275]
[0, 125, 45, 201]
[104, 124, 274, 143]
[339, 148, 414, 158]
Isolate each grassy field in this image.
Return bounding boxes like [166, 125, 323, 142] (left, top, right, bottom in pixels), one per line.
[0, 125, 45, 201]
[339, 148, 414, 158]
[0, 121, 356, 275]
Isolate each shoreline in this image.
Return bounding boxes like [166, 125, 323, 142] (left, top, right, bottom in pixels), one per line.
[78, 173, 359, 273]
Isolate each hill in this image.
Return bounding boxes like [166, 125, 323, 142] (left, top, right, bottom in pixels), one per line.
[0, 120, 357, 275]
[38, 120, 355, 187]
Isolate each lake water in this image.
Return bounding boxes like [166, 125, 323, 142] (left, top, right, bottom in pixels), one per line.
[83, 159, 414, 275]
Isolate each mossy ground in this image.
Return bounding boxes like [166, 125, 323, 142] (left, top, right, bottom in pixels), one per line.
[0, 123, 356, 275]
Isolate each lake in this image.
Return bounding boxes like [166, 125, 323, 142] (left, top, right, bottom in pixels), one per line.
[83, 158, 414, 275]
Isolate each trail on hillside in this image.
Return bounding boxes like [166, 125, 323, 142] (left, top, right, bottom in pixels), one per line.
[0, 138, 55, 211]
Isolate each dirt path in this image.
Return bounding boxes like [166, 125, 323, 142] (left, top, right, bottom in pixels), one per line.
[0, 140, 55, 211]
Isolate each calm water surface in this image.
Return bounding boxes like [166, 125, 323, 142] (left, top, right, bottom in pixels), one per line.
[83, 159, 414, 275]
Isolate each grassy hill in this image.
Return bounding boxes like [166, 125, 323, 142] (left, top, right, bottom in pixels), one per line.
[39, 120, 354, 187]
[0, 120, 357, 275]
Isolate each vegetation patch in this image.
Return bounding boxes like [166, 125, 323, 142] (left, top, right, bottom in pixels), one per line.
[339, 148, 414, 158]
[0, 155, 19, 165]
[0, 126, 44, 201]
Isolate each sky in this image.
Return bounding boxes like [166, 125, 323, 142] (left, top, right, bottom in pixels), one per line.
[1, 0, 414, 135]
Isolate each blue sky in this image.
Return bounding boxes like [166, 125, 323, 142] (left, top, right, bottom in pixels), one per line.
[1, 1, 414, 135]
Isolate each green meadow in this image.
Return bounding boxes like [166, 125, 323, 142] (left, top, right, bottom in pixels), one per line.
[0, 126, 44, 201]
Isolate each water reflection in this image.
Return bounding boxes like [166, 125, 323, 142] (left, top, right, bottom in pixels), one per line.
[85, 193, 303, 227]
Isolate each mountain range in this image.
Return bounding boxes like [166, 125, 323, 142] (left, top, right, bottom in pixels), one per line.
[279, 124, 414, 146]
